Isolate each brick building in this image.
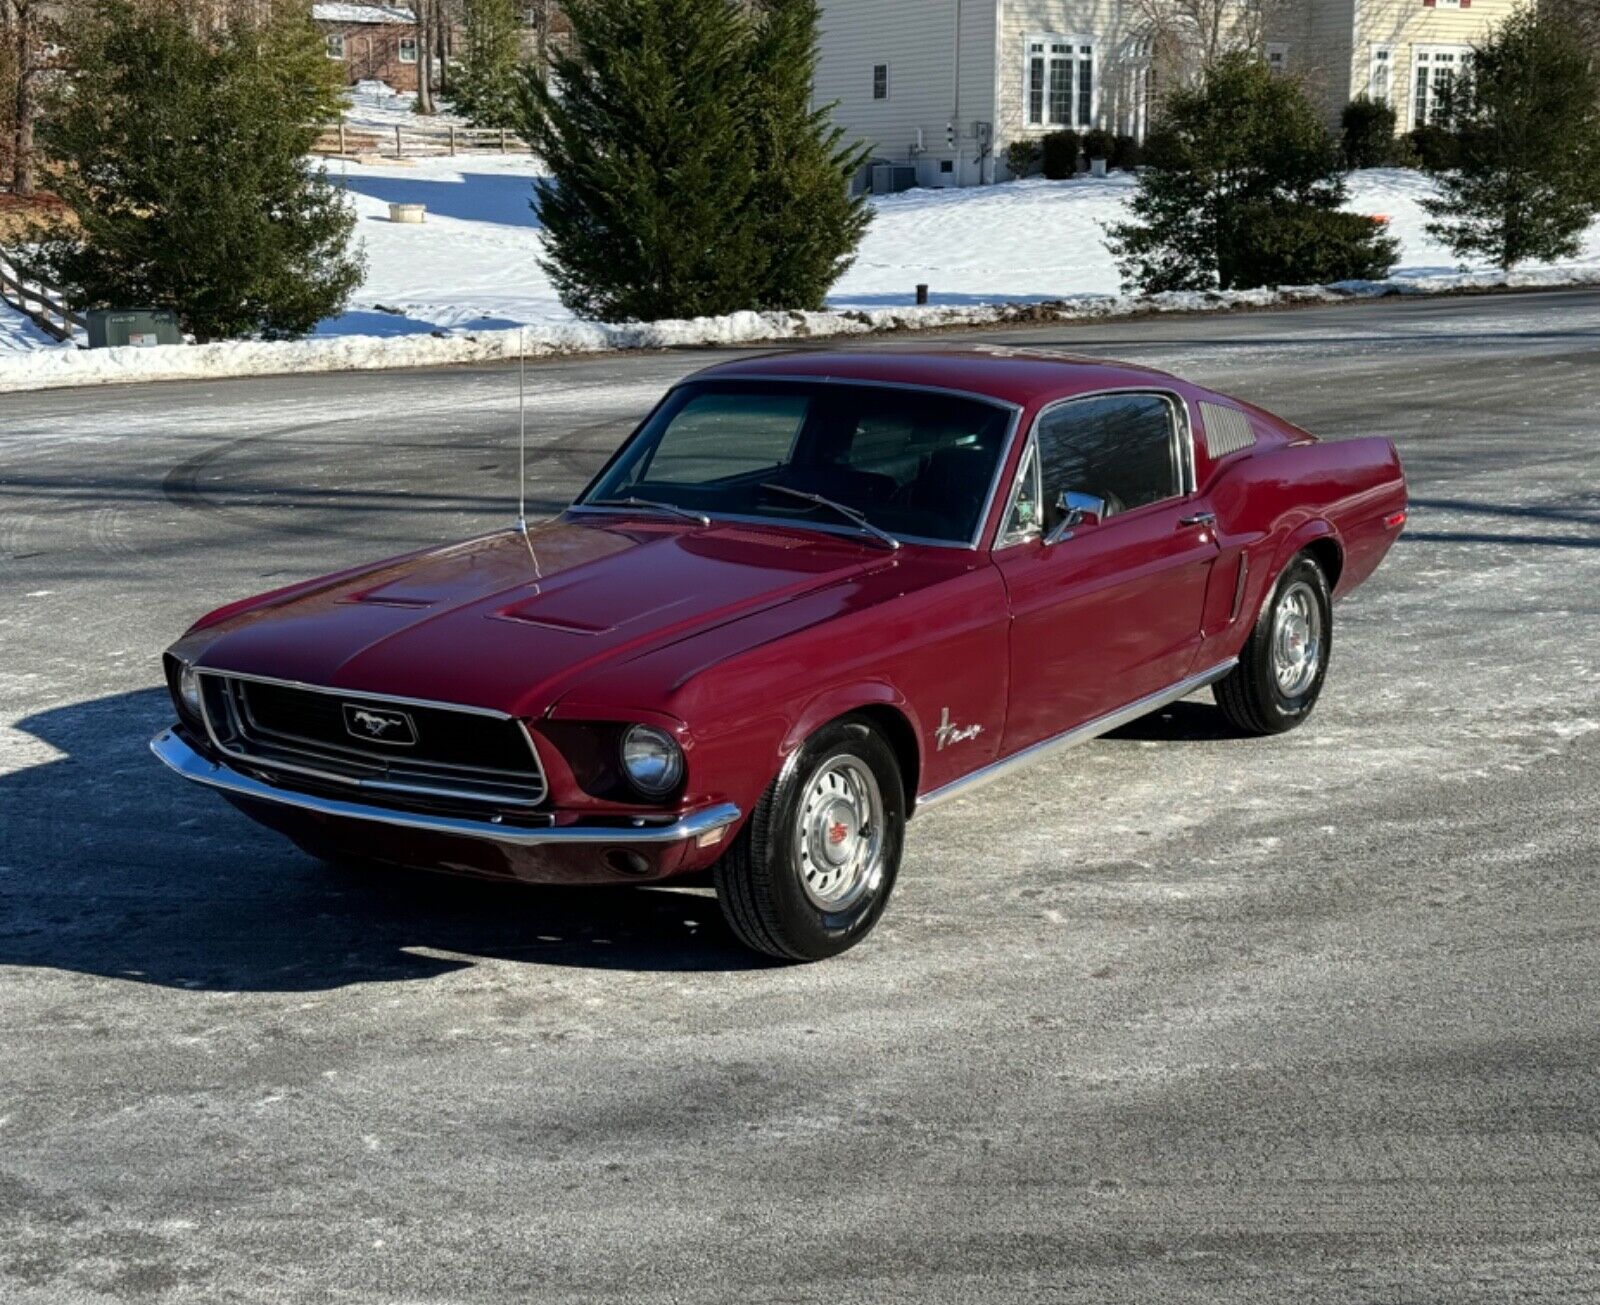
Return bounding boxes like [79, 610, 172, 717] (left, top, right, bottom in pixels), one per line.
[312, 3, 421, 91]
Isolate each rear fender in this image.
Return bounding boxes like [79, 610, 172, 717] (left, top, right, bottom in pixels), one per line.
[1272, 517, 1342, 593]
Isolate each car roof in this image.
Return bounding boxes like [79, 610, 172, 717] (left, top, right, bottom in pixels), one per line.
[689, 346, 1184, 408]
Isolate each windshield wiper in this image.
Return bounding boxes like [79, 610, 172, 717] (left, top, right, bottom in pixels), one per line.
[759, 484, 901, 551]
[585, 497, 712, 527]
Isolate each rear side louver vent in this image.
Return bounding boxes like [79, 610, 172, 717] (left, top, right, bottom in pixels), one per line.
[1200, 402, 1257, 459]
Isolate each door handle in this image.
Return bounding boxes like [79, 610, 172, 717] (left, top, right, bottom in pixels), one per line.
[1179, 512, 1217, 528]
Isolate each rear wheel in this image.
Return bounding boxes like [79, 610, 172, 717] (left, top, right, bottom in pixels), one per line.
[1215, 553, 1333, 735]
[713, 717, 905, 962]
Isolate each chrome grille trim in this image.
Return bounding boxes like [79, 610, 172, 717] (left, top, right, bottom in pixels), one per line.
[195, 670, 549, 809]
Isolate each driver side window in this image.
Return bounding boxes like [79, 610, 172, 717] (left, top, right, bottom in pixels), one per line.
[1036, 393, 1184, 526]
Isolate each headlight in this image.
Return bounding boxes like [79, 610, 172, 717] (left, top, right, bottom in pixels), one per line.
[177, 662, 203, 721]
[620, 725, 683, 796]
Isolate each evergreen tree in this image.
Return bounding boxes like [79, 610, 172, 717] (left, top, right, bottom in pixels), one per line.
[1107, 55, 1396, 292]
[19, 2, 363, 341]
[452, 0, 524, 130]
[1423, 7, 1600, 271]
[1341, 94, 1398, 169]
[519, 0, 869, 323]
[741, 0, 870, 310]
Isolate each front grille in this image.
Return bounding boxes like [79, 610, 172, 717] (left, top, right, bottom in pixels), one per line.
[197, 673, 548, 809]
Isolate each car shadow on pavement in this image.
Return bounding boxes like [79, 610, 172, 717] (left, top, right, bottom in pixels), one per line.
[1104, 700, 1254, 743]
[0, 690, 771, 992]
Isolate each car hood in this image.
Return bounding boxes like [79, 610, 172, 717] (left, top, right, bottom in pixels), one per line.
[185, 517, 896, 719]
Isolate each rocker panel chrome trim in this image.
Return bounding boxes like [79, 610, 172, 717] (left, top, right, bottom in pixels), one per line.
[915, 659, 1238, 811]
[151, 730, 741, 847]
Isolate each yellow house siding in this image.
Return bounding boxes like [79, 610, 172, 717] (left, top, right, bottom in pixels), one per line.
[1269, 0, 1519, 128]
[1355, 0, 1519, 131]
[1264, 1, 1357, 121]
[996, 1, 1136, 149]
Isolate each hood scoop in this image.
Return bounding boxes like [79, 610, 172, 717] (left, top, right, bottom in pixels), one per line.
[495, 574, 696, 636]
[343, 593, 436, 610]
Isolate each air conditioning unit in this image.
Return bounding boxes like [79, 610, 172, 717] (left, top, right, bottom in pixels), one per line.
[869, 163, 918, 194]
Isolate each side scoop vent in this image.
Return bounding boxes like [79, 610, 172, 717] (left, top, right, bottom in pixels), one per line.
[1200, 402, 1257, 459]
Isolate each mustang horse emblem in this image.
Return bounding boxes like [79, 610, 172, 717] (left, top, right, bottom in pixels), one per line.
[342, 705, 417, 746]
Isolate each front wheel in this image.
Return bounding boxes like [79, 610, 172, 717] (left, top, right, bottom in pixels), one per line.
[713, 717, 905, 962]
[1214, 553, 1333, 735]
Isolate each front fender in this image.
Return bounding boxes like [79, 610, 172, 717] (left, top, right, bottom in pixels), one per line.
[776, 681, 927, 796]
[781, 682, 919, 757]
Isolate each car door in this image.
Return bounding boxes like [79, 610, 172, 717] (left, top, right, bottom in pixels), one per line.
[993, 391, 1220, 756]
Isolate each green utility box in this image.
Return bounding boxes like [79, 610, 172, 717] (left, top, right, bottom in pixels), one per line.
[85, 309, 184, 350]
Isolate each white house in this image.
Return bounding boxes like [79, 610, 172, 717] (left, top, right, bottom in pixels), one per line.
[813, 0, 1155, 189]
[814, 0, 1518, 189]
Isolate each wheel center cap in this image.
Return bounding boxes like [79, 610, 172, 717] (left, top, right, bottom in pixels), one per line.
[817, 801, 859, 867]
[1282, 614, 1308, 659]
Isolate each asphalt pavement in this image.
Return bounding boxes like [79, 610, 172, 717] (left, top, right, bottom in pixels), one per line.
[2, 288, 1599, 1302]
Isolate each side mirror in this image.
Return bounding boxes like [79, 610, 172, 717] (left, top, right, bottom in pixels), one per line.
[1045, 490, 1107, 545]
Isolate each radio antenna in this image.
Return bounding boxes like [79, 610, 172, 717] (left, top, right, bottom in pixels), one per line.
[516, 326, 528, 536]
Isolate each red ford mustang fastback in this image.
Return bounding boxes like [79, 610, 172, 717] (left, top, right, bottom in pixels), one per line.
[155, 348, 1407, 961]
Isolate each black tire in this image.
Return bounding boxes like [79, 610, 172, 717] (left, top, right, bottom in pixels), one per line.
[1214, 553, 1333, 735]
[713, 717, 905, 962]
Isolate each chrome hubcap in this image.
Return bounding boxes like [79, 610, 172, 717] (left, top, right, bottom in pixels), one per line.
[795, 755, 884, 912]
[1271, 581, 1322, 698]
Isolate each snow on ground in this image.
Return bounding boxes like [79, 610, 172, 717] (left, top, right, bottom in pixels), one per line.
[338, 81, 468, 133]
[0, 304, 60, 354]
[328, 162, 1600, 328]
[4, 164, 1600, 389]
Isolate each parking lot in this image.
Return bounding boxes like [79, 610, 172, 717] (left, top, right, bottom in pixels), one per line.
[3, 289, 1599, 1302]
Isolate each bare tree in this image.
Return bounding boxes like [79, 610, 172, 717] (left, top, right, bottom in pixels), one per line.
[436, 0, 460, 96]
[516, 0, 577, 84]
[1, 0, 58, 196]
[410, 0, 436, 113]
[1130, 0, 1281, 77]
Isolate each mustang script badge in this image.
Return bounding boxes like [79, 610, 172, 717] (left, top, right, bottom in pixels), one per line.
[934, 707, 984, 751]
[342, 704, 419, 747]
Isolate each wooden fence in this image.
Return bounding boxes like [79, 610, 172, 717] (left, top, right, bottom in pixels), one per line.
[312, 119, 533, 159]
[0, 251, 84, 343]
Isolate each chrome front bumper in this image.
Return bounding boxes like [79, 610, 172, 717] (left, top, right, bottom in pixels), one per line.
[150, 729, 742, 847]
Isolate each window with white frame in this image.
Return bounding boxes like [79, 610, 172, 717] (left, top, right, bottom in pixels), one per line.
[325, 33, 345, 60]
[1369, 45, 1392, 102]
[399, 36, 418, 64]
[1413, 46, 1469, 127]
[872, 63, 889, 101]
[1266, 42, 1289, 76]
[1026, 35, 1097, 130]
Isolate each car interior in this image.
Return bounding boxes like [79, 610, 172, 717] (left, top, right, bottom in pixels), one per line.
[588, 381, 1016, 544]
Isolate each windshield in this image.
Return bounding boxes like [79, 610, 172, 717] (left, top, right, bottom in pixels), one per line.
[579, 381, 1015, 545]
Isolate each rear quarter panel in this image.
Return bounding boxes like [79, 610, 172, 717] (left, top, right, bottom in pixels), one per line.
[1197, 423, 1406, 666]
